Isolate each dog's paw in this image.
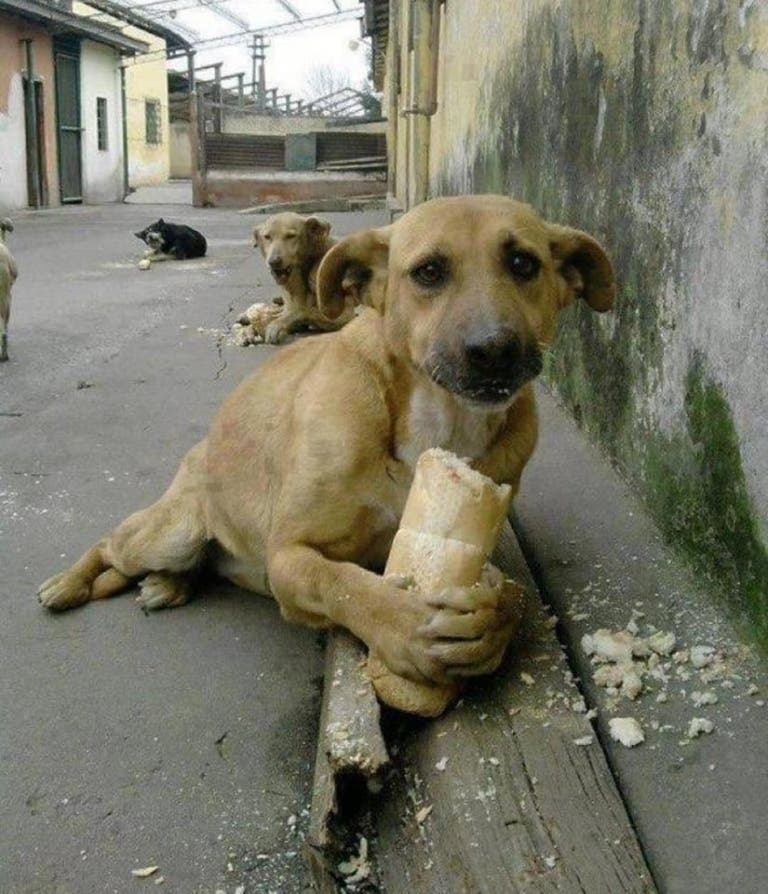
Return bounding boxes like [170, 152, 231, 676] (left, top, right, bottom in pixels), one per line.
[264, 321, 286, 345]
[136, 572, 190, 611]
[38, 572, 91, 611]
[138, 258, 151, 271]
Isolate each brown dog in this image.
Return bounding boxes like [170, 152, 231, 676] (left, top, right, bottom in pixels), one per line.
[0, 218, 18, 362]
[38, 196, 615, 686]
[250, 212, 350, 344]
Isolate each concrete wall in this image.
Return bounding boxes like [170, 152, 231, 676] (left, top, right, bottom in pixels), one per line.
[74, 3, 171, 188]
[0, 15, 59, 210]
[221, 109, 387, 137]
[390, 0, 768, 641]
[79, 39, 123, 203]
[169, 120, 191, 178]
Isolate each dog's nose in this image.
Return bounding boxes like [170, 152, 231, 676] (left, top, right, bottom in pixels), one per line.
[464, 330, 524, 374]
[268, 257, 283, 270]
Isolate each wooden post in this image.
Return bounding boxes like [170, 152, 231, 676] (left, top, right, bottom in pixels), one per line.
[190, 90, 207, 208]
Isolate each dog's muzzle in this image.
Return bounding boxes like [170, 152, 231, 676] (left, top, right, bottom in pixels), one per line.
[269, 261, 291, 284]
[426, 331, 544, 406]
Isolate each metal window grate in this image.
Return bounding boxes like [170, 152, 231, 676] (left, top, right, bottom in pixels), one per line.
[145, 99, 161, 144]
[96, 96, 108, 151]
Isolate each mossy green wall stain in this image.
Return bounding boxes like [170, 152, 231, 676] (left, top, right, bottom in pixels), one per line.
[430, 0, 768, 642]
[641, 356, 768, 643]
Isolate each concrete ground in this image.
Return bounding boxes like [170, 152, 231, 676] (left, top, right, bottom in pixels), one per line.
[0, 203, 383, 894]
[514, 388, 768, 894]
[3, 200, 767, 894]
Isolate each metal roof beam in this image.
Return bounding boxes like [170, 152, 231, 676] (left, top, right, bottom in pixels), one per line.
[274, 0, 302, 20]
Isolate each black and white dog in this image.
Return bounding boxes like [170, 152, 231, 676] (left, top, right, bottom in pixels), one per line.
[135, 219, 207, 267]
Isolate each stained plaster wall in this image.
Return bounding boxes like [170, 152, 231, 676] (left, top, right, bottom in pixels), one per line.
[0, 16, 59, 210]
[413, 0, 768, 642]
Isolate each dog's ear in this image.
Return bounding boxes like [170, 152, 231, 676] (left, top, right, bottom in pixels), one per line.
[316, 227, 391, 320]
[304, 216, 332, 242]
[548, 225, 616, 312]
[252, 224, 263, 249]
[158, 218, 164, 226]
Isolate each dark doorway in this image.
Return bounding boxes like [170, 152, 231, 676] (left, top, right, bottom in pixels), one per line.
[54, 37, 83, 204]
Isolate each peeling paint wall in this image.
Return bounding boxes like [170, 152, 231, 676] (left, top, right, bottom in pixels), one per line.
[393, 0, 768, 642]
[0, 15, 59, 210]
[0, 70, 27, 209]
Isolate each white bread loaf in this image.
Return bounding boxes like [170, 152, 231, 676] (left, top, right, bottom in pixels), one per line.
[367, 448, 513, 716]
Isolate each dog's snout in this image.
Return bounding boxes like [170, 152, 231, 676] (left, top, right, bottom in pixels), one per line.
[268, 256, 284, 270]
[464, 330, 524, 375]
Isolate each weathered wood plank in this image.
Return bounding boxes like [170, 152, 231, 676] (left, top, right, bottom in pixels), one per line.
[306, 631, 389, 891]
[375, 522, 657, 893]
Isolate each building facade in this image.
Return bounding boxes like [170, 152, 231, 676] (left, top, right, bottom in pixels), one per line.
[0, 0, 188, 210]
[74, 1, 190, 190]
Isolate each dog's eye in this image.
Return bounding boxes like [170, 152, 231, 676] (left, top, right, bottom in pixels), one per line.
[506, 250, 540, 281]
[262, 234, 272, 242]
[284, 233, 297, 239]
[410, 259, 448, 288]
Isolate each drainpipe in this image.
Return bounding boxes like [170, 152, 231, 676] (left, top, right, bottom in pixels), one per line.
[23, 39, 41, 208]
[120, 60, 129, 199]
[405, 0, 434, 207]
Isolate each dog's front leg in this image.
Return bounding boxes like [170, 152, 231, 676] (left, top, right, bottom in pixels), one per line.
[264, 308, 314, 344]
[268, 545, 519, 684]
[268, 543, 453, 682]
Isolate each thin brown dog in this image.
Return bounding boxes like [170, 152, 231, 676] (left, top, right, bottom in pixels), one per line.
[39, 196, 615, 686]
[251, 212, 350, 344]
[0, 218, 18, 362]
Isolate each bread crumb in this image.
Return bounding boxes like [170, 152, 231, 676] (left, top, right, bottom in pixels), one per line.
[688, 717, 715, 738]
[573, 736, 593, 746]
[621, 669, 643, 700]
[691, 690, 718, 707]
[647, 631, 676, 656]
[690, 645, 716, 669]
[608, 717, 645, 747]
[415, 804, 433, 824]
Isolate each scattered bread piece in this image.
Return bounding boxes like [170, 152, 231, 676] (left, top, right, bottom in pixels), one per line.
[647, 631, 677, 656]
[688, 717, 714, 738]
[690, 645, 716, 669]
[608, 717, 645, 747]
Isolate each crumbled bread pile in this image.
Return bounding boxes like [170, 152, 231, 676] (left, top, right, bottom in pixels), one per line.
[580, 622, 762, 748]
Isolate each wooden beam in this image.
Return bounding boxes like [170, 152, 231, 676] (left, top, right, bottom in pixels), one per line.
[374, 522, 658, 893]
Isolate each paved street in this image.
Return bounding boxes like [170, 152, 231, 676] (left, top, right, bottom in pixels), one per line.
[0, 202, 382, 894]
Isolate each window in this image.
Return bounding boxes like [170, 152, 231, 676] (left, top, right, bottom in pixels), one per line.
[145, 99, 161, 144]
[96, 97, 108, 151]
